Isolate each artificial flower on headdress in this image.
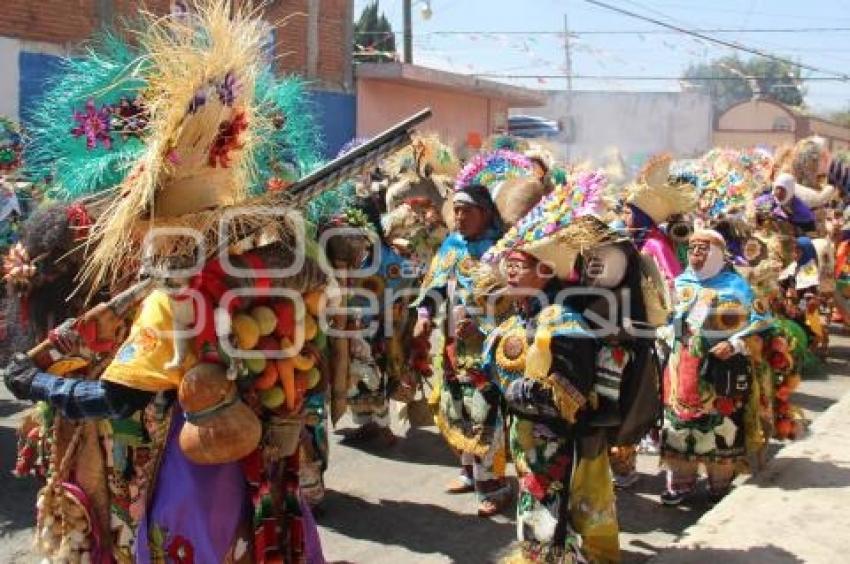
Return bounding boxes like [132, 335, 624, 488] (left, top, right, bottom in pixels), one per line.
[482, 169, 612, 279]
[455, 149, 533, 193]
[24, 7, 321, 205]
[25, 2, 323, 290]
[673, 147, 772, 221]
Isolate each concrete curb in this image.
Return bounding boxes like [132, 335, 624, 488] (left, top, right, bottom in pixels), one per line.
[649, 390, 850, 563]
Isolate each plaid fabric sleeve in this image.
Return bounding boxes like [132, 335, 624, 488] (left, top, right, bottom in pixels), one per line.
[30, 373, 153, 419]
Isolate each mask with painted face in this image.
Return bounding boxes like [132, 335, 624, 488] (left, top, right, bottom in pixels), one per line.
[696, 244, 726, 280]
[584, 244, 628, 288]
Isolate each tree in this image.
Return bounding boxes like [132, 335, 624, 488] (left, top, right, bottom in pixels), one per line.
[681, 55, 806, 112]
[353, 1, 397, 63]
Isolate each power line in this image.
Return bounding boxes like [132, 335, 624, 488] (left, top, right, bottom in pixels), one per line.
[473, 74, 850, 81]
[353, 27, 850, 36]
[583, 0, 850, 80]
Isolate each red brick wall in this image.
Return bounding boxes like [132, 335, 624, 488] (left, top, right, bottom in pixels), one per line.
[0, 0, 350, 90]
[268, 0, 351, 90]
[269, 0, 309, 76]
[0, 0, 172, 44]
[316, 0, 348, 88]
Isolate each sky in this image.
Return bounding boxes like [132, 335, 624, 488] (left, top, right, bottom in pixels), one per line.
[353, 0, 850, 114]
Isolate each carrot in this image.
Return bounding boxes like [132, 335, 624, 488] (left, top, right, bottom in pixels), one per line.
[295, 370, 308, 400]
[276, 358, 297, 411]
[254, 361, 279, 390]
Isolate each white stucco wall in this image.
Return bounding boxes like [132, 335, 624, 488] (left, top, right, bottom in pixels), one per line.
[0, 37, 22, 121]
[513, 90, 713, 174]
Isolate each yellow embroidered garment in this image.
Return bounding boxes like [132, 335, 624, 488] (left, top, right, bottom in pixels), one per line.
[570, 451, 621, 563]
[101, 290, 196, 392]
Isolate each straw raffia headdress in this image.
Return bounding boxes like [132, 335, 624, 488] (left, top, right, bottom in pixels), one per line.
[625, 153, 698, 224]
[25, 1, 323, 292]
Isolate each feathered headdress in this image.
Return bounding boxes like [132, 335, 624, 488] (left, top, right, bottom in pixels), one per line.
[382, 133, 459, 179]
[25, 1, 322, 290]
[455, 149, 533, 192]
[683, 147, 774, 220]
[482, 169, 614, 278]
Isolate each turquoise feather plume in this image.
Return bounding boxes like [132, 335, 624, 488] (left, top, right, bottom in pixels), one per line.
[24, 32, 146, 200]
[24, 28, 324, 202]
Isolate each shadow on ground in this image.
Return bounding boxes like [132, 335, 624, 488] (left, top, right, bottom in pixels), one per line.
[317, 490, 515, 563]
[617, 469, 716, 562]
[790, 391, 837, 414]
[333, 425, 460, 468]
[647, 543, 804, 563]
[749, 456, 850, 491]
[0, 425, 39, 535]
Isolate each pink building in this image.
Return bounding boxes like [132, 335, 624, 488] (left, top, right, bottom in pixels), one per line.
[356, 62, 545, 147]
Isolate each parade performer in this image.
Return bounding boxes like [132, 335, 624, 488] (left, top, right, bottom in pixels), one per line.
[413, 182, 510, 518]
[774, 137, 839, 236]
[377, 196, 447, 425]
[782, 237, 830, 358]
[834, 211, 850, 323]
[620, 156, 697, 477]
[481, 176, 621, 562]
[322, 207, 398, 446]
[3, 3, 334, 561]
[742, 185, 811, 448]
[1, 202, 95, 364]
[660, 229, 772, 504]
[581, 237, 662, 491]
[296, 185, 368, 508]
[624, 154, 698, 287]
[771, 173, 817, 235]
[2, 201, 101, 497]
[378, 136, 453, 419]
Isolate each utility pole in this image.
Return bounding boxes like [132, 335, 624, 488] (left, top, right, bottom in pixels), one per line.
[564, 13, 572, 93]
[403, 0, 413, 63]
[564, 11, 573, 160]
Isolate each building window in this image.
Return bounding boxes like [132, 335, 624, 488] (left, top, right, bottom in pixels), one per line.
[773, 116, 792, 131]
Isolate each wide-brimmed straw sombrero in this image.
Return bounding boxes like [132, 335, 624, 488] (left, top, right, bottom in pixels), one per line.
[625, 153, 698, 225]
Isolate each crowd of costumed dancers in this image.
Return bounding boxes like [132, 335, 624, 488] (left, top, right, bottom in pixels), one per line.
[4, 2, 850, 563]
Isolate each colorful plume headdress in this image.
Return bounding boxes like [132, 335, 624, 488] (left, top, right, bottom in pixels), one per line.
[482, 169, 613, 278]
[455, 149, 533, 192]
[680, 147, 774, 219]
[23, 1, 323, 291]
[382, 133, 459, 179]
[25, 9, 321, 203]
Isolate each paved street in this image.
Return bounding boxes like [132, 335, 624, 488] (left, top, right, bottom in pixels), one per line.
[2, 330, 850, 563]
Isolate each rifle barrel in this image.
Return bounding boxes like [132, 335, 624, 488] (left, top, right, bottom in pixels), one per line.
[288, 107, 432, 202]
